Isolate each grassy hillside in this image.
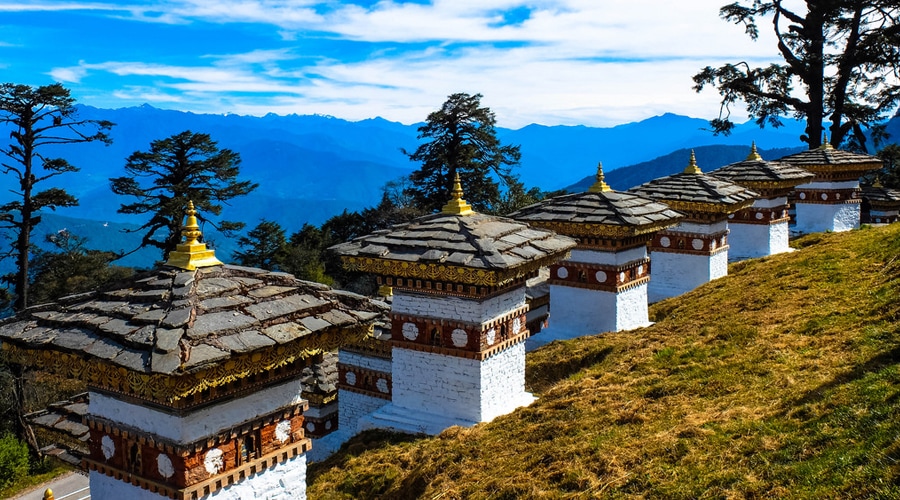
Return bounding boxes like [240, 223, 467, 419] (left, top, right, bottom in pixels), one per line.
[308, 224, 900, 499]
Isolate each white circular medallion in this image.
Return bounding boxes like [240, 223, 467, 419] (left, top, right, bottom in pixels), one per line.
[728, 213, 734, 219]
[101, 435, 115, 460]
[799, 192, 807, 200]
[402, 322, 419, 340]
[275, 420, 291, 443]
[836, 193, 841, 200]
[619, 271, 626, 282]
[486, 328, 496, 345]
[157, 453, 174, 479]
[306, 422, 315, 432]
[755, 212, 764, 220]
[692, 238, 704, 250]
[637, 265, 643, 275]
[451, 328, 468, 347]
[556, 266, 568, 279]
[325, 420, 332, 430]
[204, 448, 224, 475]
[595, 270, 607, 282]
[660, 236, 671, 248]
[512, 318, 522, 335]
[377, 378, 389, 393]
[821, 193, 828, 200]
[345, 371, 356, 385]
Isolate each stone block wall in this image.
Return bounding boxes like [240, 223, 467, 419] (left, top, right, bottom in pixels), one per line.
[391, 343, 529, 424]
[391, 289, 525, 324]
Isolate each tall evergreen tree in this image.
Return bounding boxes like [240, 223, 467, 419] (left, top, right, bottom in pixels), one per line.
[234, 220, 288, 270]
[0, 83, 113, 311]
[693, 1, 900, 150]
[404, 93, 521, 212]
[29, 230, 133, 305]
[110, 131, 258, 259]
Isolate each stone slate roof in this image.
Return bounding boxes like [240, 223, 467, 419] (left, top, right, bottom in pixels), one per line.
[628, 172, 758, 210]
[330, 212, 577, 273]
[777, 145, 882, 170]
[509, 190, 683, 233]
[711, 156, 814, 188]
[0, 264, 388, 376]
[862, 185, 900, 205]
[27, 393, 90, 443]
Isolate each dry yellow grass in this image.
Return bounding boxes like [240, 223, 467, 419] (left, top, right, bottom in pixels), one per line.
[309, 224, 900, 499]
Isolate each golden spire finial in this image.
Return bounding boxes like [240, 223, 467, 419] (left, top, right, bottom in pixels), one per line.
[588, 161, 612, 193]
[683, 150, 702, 174]
[873, 176, 884, 188]
[820, 134, 834, 150]
[746, 142, 762, 161]
[441, 172, 475, 215]
[164, 201, 224, 270]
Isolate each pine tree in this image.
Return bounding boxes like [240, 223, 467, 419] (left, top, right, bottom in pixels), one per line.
[404, 93, 521, 212]
[0, 83, 113, 311]
[694, 1, 900, 150]
[110, 131, 258, 259]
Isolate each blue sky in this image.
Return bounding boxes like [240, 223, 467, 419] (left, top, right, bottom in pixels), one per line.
[0, 1, 783, 128]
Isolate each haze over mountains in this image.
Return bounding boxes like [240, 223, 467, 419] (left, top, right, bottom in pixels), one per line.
[2, 104, 894, 268]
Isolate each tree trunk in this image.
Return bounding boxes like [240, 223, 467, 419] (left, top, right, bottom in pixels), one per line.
[10, 364, 43, 461]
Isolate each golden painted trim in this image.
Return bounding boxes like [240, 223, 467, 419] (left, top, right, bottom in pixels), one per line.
[662, 198, 755, 215]
[2, 323, 371, 405]
[341, 252, 568, 288]
[522, 219, 678, 239]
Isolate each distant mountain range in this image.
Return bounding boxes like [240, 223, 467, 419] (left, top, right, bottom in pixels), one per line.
[565, 145, 807, 192]
[1, 104, 895, 269]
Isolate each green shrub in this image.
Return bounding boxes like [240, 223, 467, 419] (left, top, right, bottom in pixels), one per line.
[0, 434, 30, 488]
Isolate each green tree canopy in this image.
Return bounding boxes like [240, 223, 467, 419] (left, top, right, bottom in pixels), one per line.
[693, 1, 900, 150]
[234, 220, 288, 271]
[403, 93, 521, 213]
[110, 130, 258, 260]
[0, 83, 113, 311]
[28, 230, 133, 306]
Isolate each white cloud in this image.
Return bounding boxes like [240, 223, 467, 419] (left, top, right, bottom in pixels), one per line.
[48, 65, 87, 82]
[15, 1, 791, 126]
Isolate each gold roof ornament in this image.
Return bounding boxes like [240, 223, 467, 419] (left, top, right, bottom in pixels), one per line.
[683, 150, 703, 174]
[820, 134, 834, 150]
[43, 489, 54, 500]
[588, 161, 613, 193]
[873, 176, 884, 188]
[746, 142, 762, 161]
[164, 201, 224, 270]
[441, 172, 475, 215]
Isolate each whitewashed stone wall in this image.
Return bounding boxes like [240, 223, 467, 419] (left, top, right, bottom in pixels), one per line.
[801, 180, 859, 190]
[568, 246, 647, 266]
[392, 289, 525, 324]
[90, 454, 307, 500]
[649, 250, 728, 303]
[673, 220, 728, 234]
[391, 344, 530, 424]
[339, 390, 391, 434]
[528, 283, 649, 351]
[89, 380, 304, 444]
[728, 220, 791, 260]
[615, 284, 651, 331]
[795, 203, 860, 234]
[547, 283, 648, 334]
[339, 351, 392, 374]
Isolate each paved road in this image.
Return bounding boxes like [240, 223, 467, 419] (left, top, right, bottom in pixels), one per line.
[8, 472, 89, 500]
